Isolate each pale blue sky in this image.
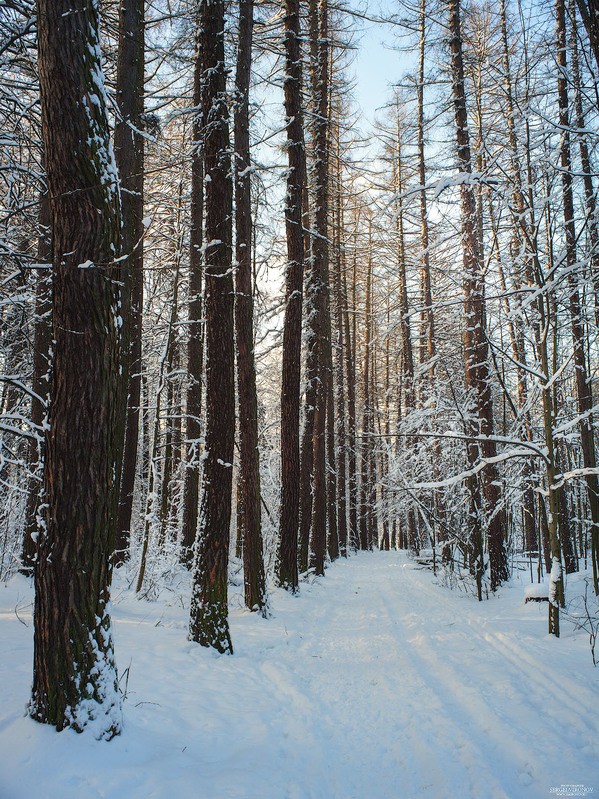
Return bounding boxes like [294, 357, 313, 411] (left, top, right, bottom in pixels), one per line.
[349, 3, 418, 127]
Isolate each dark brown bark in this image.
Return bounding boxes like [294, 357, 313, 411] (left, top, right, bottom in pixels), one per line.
[417, 0, 435, 374]
[570, 0, 599, 330]
[277, 0, 306, 590]
[448, 0, 508, 591]
[298, 355, 316, 572]
[114, 0, 145, 564]
[306, 0, 331, 576]
[234, 0, 266, 613]
[181, 32, 205, 566]
[556, 0, 599, 592]
[575, 0, 599, 71]
[31, 0, 123, 736]
[498, 0, 538, 557]
[188, 0, 234, 654]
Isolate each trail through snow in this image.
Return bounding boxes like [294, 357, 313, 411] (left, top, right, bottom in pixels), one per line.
[1, 551, 598, 798]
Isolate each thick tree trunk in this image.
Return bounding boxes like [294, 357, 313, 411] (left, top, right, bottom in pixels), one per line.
[188, 0, 235, 654]
[31, 0, 123, 737]
[277, 0, 307, 591]
[234, 0, 266, 613]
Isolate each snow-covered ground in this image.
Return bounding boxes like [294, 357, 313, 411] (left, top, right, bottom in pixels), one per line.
[1, 551, 598, 799]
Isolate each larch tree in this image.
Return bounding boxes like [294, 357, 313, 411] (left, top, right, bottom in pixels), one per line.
[575, 0, 599, 70]
[188, 0, 235, 654]
[447, 0, 508, 594]
[306, 0, 332, 575]
[234, 0, 267, 613]
[556, 0, 599, 595]
[277, 0, 308, 591]
[181, 25, 205, 567]
[30, 0, 124, 737]
[114, 0, 145, 563]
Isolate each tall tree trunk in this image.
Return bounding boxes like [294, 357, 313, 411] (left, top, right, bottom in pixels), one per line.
[234, 0, 266, 613]
[333, 141, 348, 557]
[570, 0, 599, 330]
[181, 30, 205, 566]
[556, 0, 599, 592]
[395, 135, 418, 555]
[277, 0, 307, 591]
[31, 0, 123, 737]
[417, 0, 435, 375]
[498, 0, 538, 557]
[306, 0, 331, 576]
[188, 0, 235, 654]
[114, 0, 145, 564]
[447, 0, 508, 592]
[574, 0, 599, 71]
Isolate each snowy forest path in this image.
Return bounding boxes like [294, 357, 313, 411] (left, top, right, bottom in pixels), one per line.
[250, 551, 599, 799]
[1, 551, 599, 799]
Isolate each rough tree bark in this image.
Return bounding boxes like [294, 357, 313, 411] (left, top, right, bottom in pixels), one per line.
[447, 0, 508, 592]
[181, 26, 205, 566]
[114, 0, 145, 564]
[31, 0, 123, 737]
[570, 0, 599, 331]
[556, 0, 599, 592]
[188, 0, 235, 654]
[277, 0, 307, 591]
[575, 0, 599, 71]
[234, 0, 266, 613]
[307, 0, 331, 576]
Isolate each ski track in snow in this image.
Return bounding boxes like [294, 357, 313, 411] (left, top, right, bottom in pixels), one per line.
[1, 551, 598, 799]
